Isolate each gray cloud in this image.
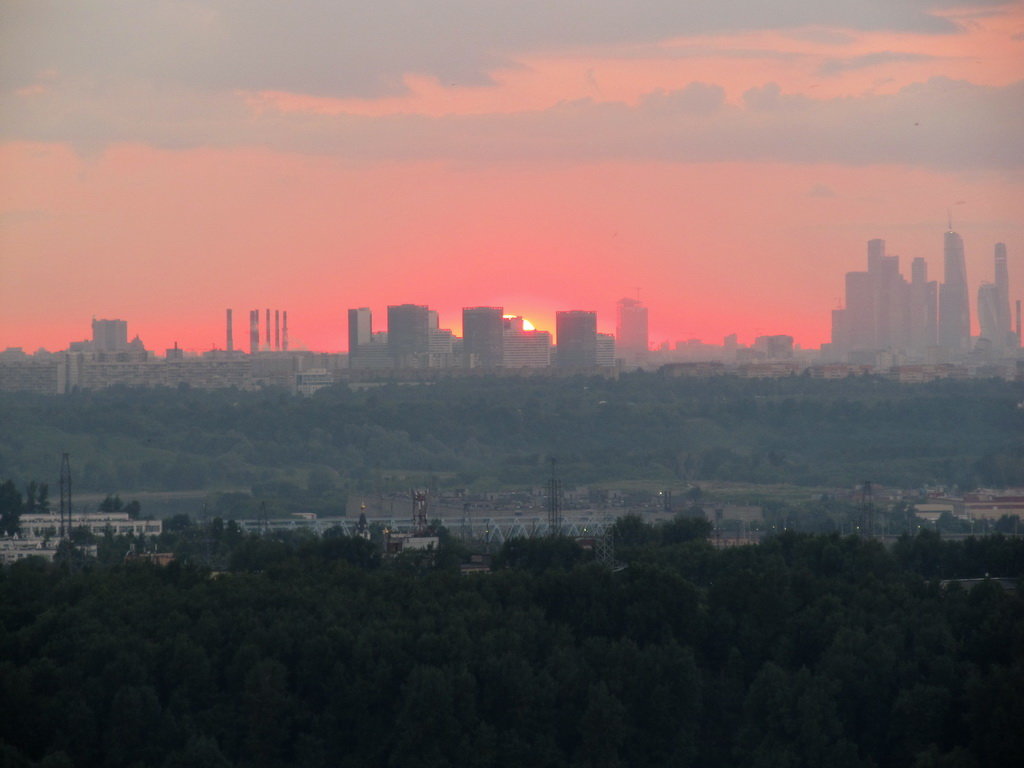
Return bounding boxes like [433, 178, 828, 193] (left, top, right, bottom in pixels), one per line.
[640, 83, 726, 114]
[742, 83, 814, 111]
[818, 51, 939, 76]
[4, 76, 1020, 171]
[0, 1, 994, 98]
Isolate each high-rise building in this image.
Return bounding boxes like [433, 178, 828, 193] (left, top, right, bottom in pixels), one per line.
[938, 227, 970, 352]
[833, 239, 932, 359]
[502, 316, 551, 367]
[843, 270, 874, 351]
[92, 319, 128, 353]
[908, 257, 938, 352]
[873, 250, 909, 350]
[348, 308, 372, 356]
[977, 283, 1001, 346]
[555, 310, 598, 367]
[867, 238, 886, 274]
[615, 298, 648, 366]
[829, 308, 849, 355]
[596, 333, 616, 367]
[387, 304, 430, 363]
[463, 307, 504, 368]
[753, 335, 794, 359]
[994, 243, 1012, 347]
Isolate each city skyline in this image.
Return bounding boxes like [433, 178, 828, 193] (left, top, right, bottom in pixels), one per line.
[2, 2, 1022, 354]
[829, 229, 1019, 363]
[2, 225, 1017, 358]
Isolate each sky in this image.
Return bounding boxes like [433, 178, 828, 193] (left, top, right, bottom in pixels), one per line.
[1, 0, 1022, 354]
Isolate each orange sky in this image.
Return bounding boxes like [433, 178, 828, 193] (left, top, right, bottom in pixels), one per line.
[1, 1, 1022, 353]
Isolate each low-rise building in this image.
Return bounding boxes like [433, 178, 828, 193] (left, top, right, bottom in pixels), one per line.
[19, 512, 162, 538]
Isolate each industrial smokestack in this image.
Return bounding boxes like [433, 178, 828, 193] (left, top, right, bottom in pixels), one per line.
[265, 309, 271, 350]
[283, 311, 289, 351]
[249, 310, 258, 354]
[1017, 299, 1021, 348]
[275, 310, 280, 350]
[226, 309, 234, 352]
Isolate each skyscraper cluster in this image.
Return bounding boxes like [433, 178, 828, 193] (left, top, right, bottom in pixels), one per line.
[830, 228, 1018, 362]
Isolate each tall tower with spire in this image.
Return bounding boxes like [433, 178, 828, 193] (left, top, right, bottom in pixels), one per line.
[938, 218, 970, 352]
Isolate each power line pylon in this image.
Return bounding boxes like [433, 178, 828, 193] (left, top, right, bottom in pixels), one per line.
[59, 453, 72, 540]
[547, 458, 562, 536]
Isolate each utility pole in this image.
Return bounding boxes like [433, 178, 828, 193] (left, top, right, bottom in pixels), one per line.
[547, 458, 562, 536]
[860, 481, 875, 538]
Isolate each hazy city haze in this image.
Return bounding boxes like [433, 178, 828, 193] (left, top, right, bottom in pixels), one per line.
[1, 1, 1022, 353]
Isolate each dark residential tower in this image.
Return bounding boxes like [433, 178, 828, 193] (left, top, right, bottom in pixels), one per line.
[555, 310, 598, 367]
[462, 307, 504, 368]
[387, 304, 430, 363]
[348, 308, 372, 356]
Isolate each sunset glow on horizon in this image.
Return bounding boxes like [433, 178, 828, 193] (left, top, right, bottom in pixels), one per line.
[2, 1, 1022, 355]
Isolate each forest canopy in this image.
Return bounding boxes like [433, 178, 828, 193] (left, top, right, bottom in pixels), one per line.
[1, 529, 1022, 767]
[1, 374, 1022, 496]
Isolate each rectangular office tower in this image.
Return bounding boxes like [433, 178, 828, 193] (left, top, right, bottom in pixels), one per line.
[908, 257, 938, 352]
[462, 307, 504, 368]
[348, 308, 372, 355]
[616, 298, 648, 366]
[555, 310, 598, 367]
[387, 304, 430, 364]
[502, 316, 551, 367]
[92, 318, 128, 353]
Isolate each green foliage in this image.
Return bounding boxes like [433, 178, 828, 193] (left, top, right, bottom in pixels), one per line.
[492, 536, 587, 571]
[0, 479, 23, 535]
[1, 376, 1022, 494]
[2, 530, 1021, 767]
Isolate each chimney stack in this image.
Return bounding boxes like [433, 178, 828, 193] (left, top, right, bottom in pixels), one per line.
[275, 310, 281, 351]
[226, 309, 234, 352]
[283, 311, 289, 351]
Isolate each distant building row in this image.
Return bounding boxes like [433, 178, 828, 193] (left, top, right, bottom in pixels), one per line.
[347, 303, 649, 370]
